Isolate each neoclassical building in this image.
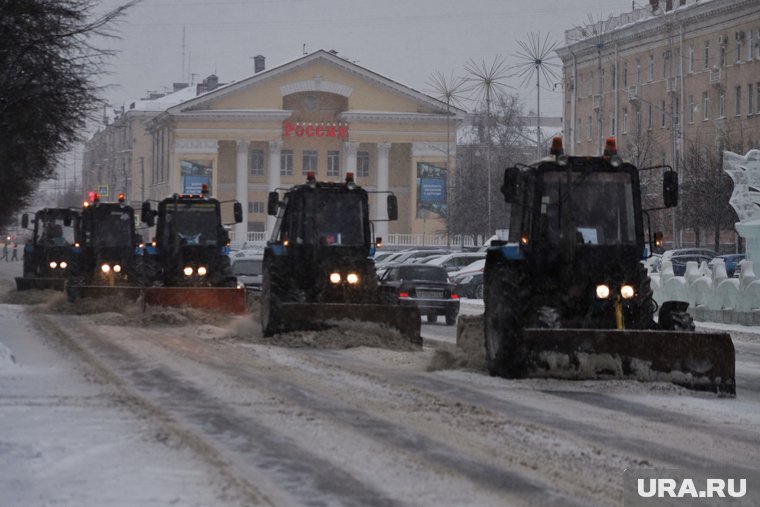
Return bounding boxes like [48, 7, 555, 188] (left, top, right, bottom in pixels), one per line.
[135, 50, 465, 244]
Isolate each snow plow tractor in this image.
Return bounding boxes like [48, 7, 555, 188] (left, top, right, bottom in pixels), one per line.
[15, 208, 80, 291]
[140, 186, 246, 314]
[65, 193, 144, 301]
[261, 172, 421, 343]
[464, 137, 735, 394]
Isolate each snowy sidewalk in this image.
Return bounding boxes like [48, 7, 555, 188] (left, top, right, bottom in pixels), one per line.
[0, 261, 241, 506]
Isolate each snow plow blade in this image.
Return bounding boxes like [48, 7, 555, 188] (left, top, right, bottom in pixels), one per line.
[276, 303, 422, 345]
[456, 316, 735, 394]
[522, 329, 735, 394]
[65, 284, 143, 302]
[15, 277, 66, 292]
[142, 287, 247, 314]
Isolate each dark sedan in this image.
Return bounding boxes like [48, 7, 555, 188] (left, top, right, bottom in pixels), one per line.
[377, 263, 460, 325]
[451, 270, 484, 299]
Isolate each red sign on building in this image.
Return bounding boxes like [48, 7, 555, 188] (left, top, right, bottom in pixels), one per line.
[282, 121, 349, 139]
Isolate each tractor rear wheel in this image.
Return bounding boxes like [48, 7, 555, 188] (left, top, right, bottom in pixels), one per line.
[484, 264, 524, 377]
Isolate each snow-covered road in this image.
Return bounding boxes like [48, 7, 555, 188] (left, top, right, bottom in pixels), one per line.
[1, 261, 760, 506]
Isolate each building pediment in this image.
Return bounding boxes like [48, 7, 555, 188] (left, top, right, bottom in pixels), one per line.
[166, 50, 464, 118]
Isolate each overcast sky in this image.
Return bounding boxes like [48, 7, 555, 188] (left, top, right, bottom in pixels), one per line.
[95, 0, 643, 119]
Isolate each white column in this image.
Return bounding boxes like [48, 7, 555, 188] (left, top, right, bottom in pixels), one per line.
[267, 140, 282, 234]
[342, 141, 359, 179]
[235, 140, 249, 243]
[375, 142, 391, 242]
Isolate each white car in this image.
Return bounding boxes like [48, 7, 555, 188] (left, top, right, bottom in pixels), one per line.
[231, 251, 264, 291]
[424, 252, 485, 273]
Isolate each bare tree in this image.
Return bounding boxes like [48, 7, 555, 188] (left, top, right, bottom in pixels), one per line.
[452, 93, 528, 240]
[0, 0, 137, 229]
[679, 133, 738, 252]
[463, 56, 511, 235]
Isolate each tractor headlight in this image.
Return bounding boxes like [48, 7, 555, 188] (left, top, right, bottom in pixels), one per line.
[60, 261, 67, 269]
[346, 273, 359, 284]
[184, 266, 193, 276]
[329, 272, 341, 284]
[49, 261, 57, 269]
[620, 284, 635, 299]
[101, 264, 111, 273]
[197, 266, 207, 276]
[596, 284, 610, 299]
[113, 264, 122, 273]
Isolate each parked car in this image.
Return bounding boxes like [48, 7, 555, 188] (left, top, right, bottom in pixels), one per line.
[660, 248, 717, 268]
[372, 251, 399, 264]
[670, 253, 715, 276]
[451, 270, 484, 299]
[231, 251, 264, 291]
[377, 263, 459, 325]
[424, 251, 485, 273]
[710, 253, 746, 277]
[384, 249, 453, 265]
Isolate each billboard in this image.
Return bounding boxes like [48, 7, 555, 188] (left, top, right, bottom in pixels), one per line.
[416, 162, 447, 218]
[180, 159, 213, 194]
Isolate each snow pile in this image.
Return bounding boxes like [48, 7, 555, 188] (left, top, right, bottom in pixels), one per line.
[0, 341, 16, 368]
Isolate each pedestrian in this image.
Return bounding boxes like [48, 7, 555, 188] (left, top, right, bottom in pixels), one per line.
[11, 243, 18, 261]
[1, 243, 8, 261]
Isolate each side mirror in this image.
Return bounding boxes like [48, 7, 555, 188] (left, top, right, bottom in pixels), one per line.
[501, 167, 520, 203]
[267, 192, 279, 216]
[233, 202, 243, 223]
[141, 202, 155, 227]
[663, 170, 678, 208]
[21, 213, 28, 229]
[387, 195, 398, 221]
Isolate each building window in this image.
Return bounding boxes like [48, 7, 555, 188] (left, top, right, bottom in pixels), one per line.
[635, 58, 641, 84]
[327, 150, 340, 177]
[248, 202, 265, 214]
[748, 30, 754, 61]
[688, 46, 694, 73]
[610, 63, 616, 90]
[648, 103, 653, 129]
[622, 108, 628, 134]
[749, 84, 754, 115]
[577, 118, 582, 143]
[610, 113, 616, 136]
[735, 86, 742, 116]
[736, 34, 743, 62]
[703, 91, 710, 120]
[703, 41, 710, 69]
[356, 151, 369, 178]
[659, 100, 666, 128]
[719, 38, 726, 66]
[647, 54, 654, 81]
[719, 87, 725, 117]
[688, 95, 695, 123]
[587, 115, 592, 140]
[302, 150, 318, 176]
[588, 71, 593, 97]
[623, 61, 628, 88]
[249, 149, 264, 176]
[280, 149, 293, 176]
[636, 110, 641, 133]
[757, 81, 760, 113]
[661, 51, 668, 79]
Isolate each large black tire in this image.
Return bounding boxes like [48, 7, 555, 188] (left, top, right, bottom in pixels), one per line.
[445, 310, 457, 326]
[427, 314, 438, 324]
[632, 264, 657, 329]
[261, 257, 295, 336]
[484, 264, 525, 377]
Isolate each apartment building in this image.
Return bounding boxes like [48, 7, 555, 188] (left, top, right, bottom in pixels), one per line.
[557, 0, 759, 162]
